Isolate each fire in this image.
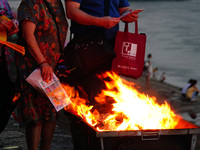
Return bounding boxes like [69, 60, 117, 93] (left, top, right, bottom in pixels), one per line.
[63, 72, 195, 131]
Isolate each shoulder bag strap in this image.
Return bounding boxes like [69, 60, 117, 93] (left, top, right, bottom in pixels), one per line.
[104, 0, 110, 16]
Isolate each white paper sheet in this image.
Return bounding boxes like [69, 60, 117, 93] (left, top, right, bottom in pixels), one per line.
[26, 68, 71, 111]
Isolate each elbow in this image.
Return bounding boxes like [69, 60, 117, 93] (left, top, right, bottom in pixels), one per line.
[66, 9, 77, 20]
[65, 1, 80, 19]
[66, 11, 72, 19]
[66, 6, 75, 19]
[22, 32, 27, 40]
[22, 31, 31, 40]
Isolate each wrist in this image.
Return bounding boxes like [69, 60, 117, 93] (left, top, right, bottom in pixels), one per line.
[38, 60, 48, 67]
[93, 17, 103, 27]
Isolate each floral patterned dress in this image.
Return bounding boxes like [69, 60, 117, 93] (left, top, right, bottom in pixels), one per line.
[0, 0, 13, 19]
[15, 0, 68, 125]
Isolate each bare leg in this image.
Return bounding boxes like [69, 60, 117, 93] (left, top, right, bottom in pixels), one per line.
[145, 73, 151, 88]
[26, 122, 42, 150]
[40, 121, 56, 150]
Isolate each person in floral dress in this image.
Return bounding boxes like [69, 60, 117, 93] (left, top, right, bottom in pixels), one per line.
[15, 0, 68, 149]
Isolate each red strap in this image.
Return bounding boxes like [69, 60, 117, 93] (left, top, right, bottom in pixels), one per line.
[125, 22, 128, 32]
[135, 20, 138, 34]
[124, 21, 138, 34]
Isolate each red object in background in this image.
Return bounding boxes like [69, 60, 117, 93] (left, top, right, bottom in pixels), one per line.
[112, 21, 146, 79]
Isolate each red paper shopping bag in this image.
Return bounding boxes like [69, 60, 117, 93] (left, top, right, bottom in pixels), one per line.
[112, 21, 147, 79]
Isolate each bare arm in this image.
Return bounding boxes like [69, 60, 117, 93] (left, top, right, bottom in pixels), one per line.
[21, 20, 53, 82]
[194, 86, 200, 92]
[65, 1, 120, 29]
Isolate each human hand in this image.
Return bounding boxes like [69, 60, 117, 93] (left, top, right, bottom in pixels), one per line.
[100, 16, 120, 29]
[40, 62, 53, 83]
[7, 21, 19, 36]
[0, 19, 19, 35]
[0, 18, 8, 30]
[121, 9, 144, 23]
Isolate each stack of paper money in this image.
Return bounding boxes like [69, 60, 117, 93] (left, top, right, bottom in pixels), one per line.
[26, 68, 71, 111]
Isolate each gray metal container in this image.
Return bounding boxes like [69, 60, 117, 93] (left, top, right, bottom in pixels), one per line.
[67, 113, 200, 150]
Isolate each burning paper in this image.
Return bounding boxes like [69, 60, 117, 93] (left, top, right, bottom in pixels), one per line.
[26, 68, 71, 111]
[64, 72, 197, 131]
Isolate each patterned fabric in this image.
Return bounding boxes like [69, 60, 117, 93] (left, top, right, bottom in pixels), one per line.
[0, 0, 13, 19]
[16, 0, 68, 126]
[0, 0, 15, 79]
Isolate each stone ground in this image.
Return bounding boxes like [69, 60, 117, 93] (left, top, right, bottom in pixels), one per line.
[1, 76, 200, 150]
[0, 110, 74, 150]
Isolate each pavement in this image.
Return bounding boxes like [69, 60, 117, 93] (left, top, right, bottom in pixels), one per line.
[1, 76, 200, 150]
[0, 110, 74, 150]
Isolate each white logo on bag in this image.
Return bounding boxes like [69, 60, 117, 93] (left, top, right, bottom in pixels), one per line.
[122, 42, 137, 57]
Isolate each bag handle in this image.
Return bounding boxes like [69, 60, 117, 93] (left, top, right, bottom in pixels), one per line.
[124, 21, 138, 35]
[104, 0, 110, 16]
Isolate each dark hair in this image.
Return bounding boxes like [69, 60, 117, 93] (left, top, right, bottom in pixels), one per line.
[190, 80, 197, 87]
[147, 54, 152, 58]
[188, 79, 194, 83]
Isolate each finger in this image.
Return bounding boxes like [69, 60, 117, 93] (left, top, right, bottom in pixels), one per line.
[42, 69, 47, 82]
[7, 21, 16, 29]
[49, 70, 53, 81]
[46, 68, 53, 82]
[132, 9, 144, 14]
[8, 29, 19, 36]
[131, 13, 138, 17]
[46, 69, 52, 82]
[42, 67, 49, 82]
[123, 14, 138, 23]
[112, 17, 120, 21]
[7, 21, 15, 27]
[121, 17, 132, 22]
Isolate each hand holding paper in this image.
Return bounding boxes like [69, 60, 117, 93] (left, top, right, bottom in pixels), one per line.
[120, 9, 144, 23]
[26, 69, 71, 111]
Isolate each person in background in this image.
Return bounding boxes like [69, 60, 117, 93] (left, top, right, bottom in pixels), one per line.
[0, 0, 19, 134]
[144, 53, 153, 88]
[15, 0, 68, 149]
[186, 80, 199, 101]
[152, 67, 158, 80]
[65, 0, 140, 149]
[181, 79, 194, 97]
[160, 72, 166, 82]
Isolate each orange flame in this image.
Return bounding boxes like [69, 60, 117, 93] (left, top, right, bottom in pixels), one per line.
[63, 72, 197, 131]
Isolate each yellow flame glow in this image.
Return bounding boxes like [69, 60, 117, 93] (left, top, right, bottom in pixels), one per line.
[63, 72, 197, 131]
